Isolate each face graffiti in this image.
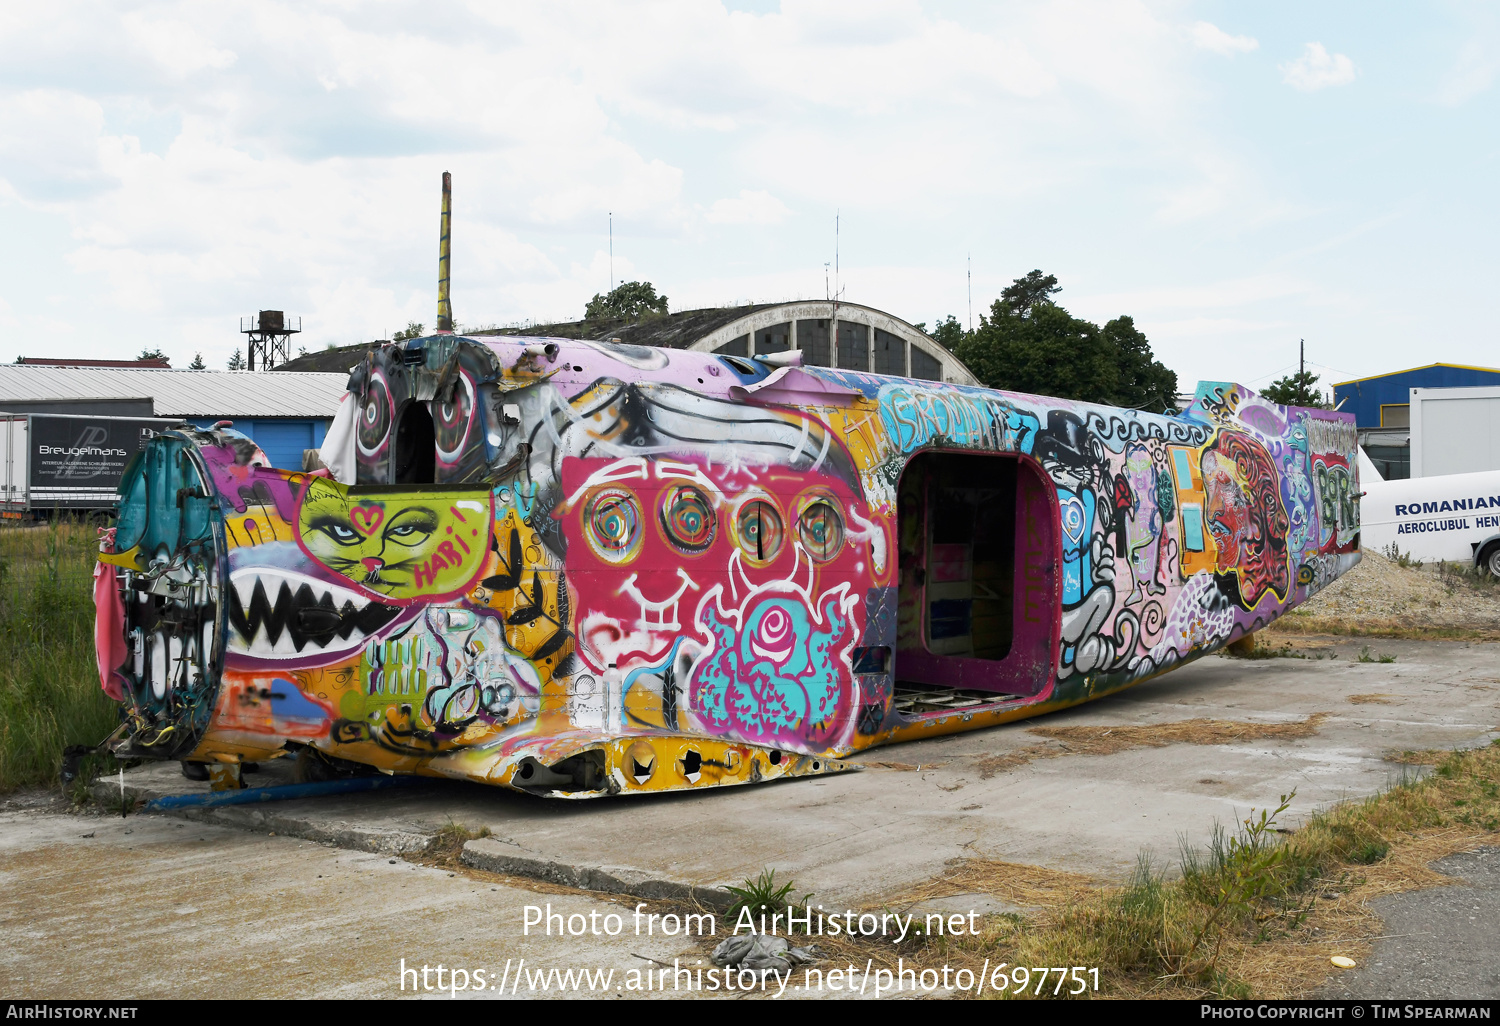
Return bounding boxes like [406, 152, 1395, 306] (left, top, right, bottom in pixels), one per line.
[100, 334, 1360, 797]
[557, 449, 875, 738]
[296, 477, 493, 603]
[1200, 431, 1292, 609]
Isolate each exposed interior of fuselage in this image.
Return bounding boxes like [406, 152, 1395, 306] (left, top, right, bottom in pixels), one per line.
[894, 451, 1060, 716]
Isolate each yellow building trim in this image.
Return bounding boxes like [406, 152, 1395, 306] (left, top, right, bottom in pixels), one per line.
[1379, 403, 1409, 428]
[1332, 362, 1500, 388]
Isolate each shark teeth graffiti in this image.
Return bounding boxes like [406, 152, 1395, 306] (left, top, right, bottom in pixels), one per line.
[227, 568, 405, 662]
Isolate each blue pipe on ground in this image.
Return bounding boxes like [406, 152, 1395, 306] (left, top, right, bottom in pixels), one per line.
[144, 773, 429, 810]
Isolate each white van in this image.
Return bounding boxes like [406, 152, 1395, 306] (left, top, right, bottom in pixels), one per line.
[1358, 448, 1500, 574]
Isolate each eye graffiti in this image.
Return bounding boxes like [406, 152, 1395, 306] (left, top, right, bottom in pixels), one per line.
[433, 373, 476, 466]
[584, 488, 643, 564]
[660, 484, 717, 555]
[797, 500, 844, 562]
[357, 371, 394, 458]
[296, 478, 492, 603]
[735, 498, 785, 565]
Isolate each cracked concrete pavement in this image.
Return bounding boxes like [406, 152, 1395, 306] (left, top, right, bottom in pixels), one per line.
[4, 637, 1498, 999]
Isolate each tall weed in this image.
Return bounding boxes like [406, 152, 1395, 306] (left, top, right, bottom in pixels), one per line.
[0, 520, 119, 791]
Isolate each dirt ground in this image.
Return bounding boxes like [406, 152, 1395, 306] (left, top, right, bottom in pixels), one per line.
[1272, 550, 1500, 637]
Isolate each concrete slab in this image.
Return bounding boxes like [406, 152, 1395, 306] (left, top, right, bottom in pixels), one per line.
[101, 638, 1500, 909]
[0, 810, 722, 1000]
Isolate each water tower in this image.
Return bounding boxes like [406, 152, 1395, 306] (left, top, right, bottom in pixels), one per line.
[240, 310, 301, 370]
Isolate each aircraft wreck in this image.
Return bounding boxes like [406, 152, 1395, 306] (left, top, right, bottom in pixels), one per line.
[92, 178, 1362, 798]
[94, 332, 1361, 797]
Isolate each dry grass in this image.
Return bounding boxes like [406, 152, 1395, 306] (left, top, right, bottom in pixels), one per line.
[401, 819, 493, 870]
[1385, 749, 1444, 765]
[911, 742, 1500, 999]
[1348, 694, 1397, 705]
[1271, 617, 1500, 642]
[896, 858, 1097, 912]
[977, 714, 1329, 780]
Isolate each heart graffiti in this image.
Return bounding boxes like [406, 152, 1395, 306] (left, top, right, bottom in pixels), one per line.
[350, 504, 385, 537]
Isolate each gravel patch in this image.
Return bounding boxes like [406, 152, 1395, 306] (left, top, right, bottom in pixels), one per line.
[1273, 550, 1500, 636]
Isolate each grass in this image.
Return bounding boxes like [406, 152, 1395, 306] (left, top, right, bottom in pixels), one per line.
[1270, 615, 1500, 642]
[1381, 542, 1423, 570]
[725, 868, 812, 930]
[917, 740, 1500, 999]
[0, 519, 122, 793]
[976, 714, 1329, 779]
[1435, 558, 1500, 594]
[1357, 645, 1397, 664]
[1225, 642, 1307, 660]
[418, 819, 493, 867]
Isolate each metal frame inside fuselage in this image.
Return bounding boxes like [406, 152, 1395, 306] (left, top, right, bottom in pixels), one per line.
[123, 334, 1360, 798]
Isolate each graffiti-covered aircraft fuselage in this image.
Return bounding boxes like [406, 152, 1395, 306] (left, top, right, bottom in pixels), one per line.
[96, 334, 1361, 796]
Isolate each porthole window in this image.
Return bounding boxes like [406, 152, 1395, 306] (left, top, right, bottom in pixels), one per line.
[356, 371, 394, 458]
[797, 501, 844, 562]
[660, 485, 717, 554]
[584, 488, 643, 563]
[433, 373, 476, 465]
[735, 498, 784, 564]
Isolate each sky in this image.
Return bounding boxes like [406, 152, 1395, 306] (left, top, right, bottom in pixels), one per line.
[0, 1, 1496, 396]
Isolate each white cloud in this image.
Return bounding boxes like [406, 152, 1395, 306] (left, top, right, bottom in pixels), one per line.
[705, 190, 790, 225]
[0, 90, 113, 201]
[120, 11, 236, 76]
[1280, 43, 1357, 91]
[1436, 40, 1496, 105]
[1, 0, 1461, 384]
[1191, 22, 1258, 56]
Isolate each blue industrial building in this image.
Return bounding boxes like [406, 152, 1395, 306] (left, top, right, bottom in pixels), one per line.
[1333, 362, 1500, 480]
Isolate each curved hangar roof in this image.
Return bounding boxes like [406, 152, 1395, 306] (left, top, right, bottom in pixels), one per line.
[619, 301, 978, 386]
[284, 301, 977, 386]
[480, 303, 984, 387]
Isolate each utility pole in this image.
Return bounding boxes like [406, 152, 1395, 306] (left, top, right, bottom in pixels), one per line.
[1299, 338, 1304, 381]
[609, 212, 613, 292]
[967, 253, 973, 333]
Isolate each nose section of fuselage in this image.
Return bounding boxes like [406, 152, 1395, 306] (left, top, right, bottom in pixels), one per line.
[106, 431, 227, 760]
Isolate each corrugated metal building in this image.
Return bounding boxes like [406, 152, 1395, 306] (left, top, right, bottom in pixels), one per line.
[0, 367, 348, 469]
[1332, 362, 1500, 481]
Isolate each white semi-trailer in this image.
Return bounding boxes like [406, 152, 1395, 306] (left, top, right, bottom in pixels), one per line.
[0, 412, 181, 518]
[1358, 448, 1500, 574]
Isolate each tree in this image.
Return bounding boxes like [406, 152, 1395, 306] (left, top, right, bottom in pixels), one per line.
[999, 269, 1062, 317]
[926, 315, 967, 351]
[227, 350, 247, 370]
[138, 347, 168, 363]
[1261, 370, 1328, 408]
[585, 281, 669, 322]
[393, 322, 425, 342]
[188, 353, 207, 370]
[1102, 315, 1179, 413]
[952, 270, 1178, 412]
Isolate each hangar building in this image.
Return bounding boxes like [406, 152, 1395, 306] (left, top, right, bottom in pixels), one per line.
[281, 300, 980, 385]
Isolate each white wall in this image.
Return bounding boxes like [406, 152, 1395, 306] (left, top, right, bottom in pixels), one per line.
[1411, 385, 1500, 478]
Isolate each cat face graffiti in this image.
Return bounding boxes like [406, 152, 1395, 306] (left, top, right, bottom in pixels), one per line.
[296, 477, 493, 603]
